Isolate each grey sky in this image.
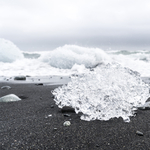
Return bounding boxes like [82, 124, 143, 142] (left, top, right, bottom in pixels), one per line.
[0, 0, 150, 51]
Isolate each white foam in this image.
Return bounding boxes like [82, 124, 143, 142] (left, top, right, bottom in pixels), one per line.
[0, 38, 24, 63]
[52, 63, 150, 122]
[1, 39, 150, 77]
[39, 45, 111, 69]
[108, 50, 150, 77]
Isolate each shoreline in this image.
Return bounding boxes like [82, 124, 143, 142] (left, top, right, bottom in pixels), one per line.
[0, 78, 150, 149]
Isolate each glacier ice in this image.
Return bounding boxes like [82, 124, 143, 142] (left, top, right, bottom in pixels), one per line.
[52, 63, 150, 122]
[0, 38, 23, 63]
[0, 94, 21, 102]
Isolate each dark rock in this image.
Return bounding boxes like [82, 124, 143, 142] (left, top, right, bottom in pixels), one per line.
[14, 76, 26, 80]
[96, 144, 100, 147]
[64, 114, 71, 117]
[53, 128, 57, 131]
[136, 130, 144, 136]
[1, 86, 11, 90]
[51, 105, 54, 108]
[61, 106, 75, 113]
[35, 83, 43, 86]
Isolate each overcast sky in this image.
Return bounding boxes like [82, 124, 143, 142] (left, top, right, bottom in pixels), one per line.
[0, 0, 150, 51]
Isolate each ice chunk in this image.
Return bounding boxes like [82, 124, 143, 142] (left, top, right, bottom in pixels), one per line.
[0, 94, 21, 102]
[0, 38, 23, 63]
[52, 63, 150, 122]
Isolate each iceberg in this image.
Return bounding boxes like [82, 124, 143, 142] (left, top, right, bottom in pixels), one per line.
[0, 38, 23, 63]
[52, 63, 150, 122]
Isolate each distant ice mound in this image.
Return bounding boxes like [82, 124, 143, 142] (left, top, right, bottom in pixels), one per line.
[40, 45, 111, 69]
[0, 38, 23, 63]
[52, 63, 150, 122]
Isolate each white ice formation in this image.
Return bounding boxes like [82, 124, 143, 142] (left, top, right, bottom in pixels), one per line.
[0, 94, 21, 102]
[52, 63, 150, 122]
[0, 38, 23, 63]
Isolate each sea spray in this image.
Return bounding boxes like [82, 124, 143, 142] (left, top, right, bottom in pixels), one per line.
[52, 63, 150, 122]
[39, 45, 111, 69]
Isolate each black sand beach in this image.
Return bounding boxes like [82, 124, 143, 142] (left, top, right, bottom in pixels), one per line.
[0, 82, 150, 150]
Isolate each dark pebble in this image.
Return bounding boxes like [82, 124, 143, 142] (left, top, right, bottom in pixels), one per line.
[14, 76, 26, 80]
[53, 128, 57, 131]
[64, 114, 71, 117]
[51, 105, 54, 108]
[96, 144, 100, 147]
[61, 106, 75, 113]
[35, 83, 43, 86]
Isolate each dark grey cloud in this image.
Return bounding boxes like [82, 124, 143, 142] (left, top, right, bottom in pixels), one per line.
[0, 0, 150, 51]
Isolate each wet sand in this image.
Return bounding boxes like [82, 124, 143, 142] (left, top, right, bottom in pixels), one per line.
[0, 80, 150, 150]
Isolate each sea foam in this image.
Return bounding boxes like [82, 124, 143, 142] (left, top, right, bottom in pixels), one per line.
[39, 45, 111, 69]
[0, 38, 23, 63]
[52, 63, 150, 122]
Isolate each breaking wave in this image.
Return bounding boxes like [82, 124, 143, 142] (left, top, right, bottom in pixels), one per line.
[39, 45, 111, 69]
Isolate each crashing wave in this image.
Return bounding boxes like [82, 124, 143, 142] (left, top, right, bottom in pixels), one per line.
[52, 63, 150, 122]
[0, 38, 23, 63]
[39, 45, 111, 69]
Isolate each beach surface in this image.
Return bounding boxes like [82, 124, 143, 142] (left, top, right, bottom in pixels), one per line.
[0, 78, 150, 150]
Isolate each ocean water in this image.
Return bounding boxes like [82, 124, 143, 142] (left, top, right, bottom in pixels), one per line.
[0, 38, 150, 77]
[1, 38, 150, 122]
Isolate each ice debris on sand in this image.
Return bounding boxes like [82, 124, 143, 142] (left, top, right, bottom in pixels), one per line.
[52, 63, 150, 122]
[0, 94, 21, 102]
[63, 121, 71, 126]
[1, 86, 11, 90]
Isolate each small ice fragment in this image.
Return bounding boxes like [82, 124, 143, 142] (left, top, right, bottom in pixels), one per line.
[0, 94, 21, 102]
[45, 114, 52, 118]
[1, 86, 11, 90]
[63, 121, 71, 126]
